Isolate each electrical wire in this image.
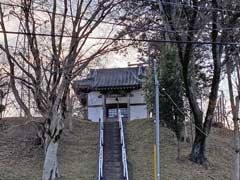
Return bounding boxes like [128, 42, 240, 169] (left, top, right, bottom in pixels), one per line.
[161, 89, 208, 137]
[125, 65, 209, 137]
[159, 0, 240, 14]
[0, 1, 126, 27]
[1, 1, 240, 33]
[0, 30, 240, 46]
[2, 1, 240, 17]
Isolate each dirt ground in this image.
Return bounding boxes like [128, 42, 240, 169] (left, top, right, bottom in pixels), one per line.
[0, 117, 98, 180]
[126, 119, 234, 180]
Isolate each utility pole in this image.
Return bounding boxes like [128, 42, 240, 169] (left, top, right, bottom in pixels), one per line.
[154, 59, 160, 180]
[128, 58, 161, 179]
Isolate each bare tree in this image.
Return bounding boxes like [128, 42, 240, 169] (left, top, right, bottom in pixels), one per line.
[226, 58, 240, 180]
[224, 43, 240, 180]
[159, 0, 240, 164]
[0, 0, 127, 179]
[0, 66, 8, 119]
[119, 0, 240, 164]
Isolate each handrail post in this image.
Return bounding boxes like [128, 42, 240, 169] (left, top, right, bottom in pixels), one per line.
[98, 118, 104, 180]
[118, 109, 129, 180]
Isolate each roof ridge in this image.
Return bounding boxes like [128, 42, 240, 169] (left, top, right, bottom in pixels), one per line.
[74, 66, 144, 91]
[90, 66, 139, 71]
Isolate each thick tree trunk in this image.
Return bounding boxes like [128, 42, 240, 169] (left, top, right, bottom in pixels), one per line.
[233, 116, 240, 180]
[42, 139, 60, 180]
[189, 130, 206, 164]
[42, 113, 63, 180]
[66, 89, 74, 131]
[226, 57, 240, 180]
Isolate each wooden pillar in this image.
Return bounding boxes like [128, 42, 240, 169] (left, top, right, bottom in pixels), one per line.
[128, 92, 131, 121]
[103, 94, 107, 122]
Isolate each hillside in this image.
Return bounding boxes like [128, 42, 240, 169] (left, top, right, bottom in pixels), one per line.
[0, 117, 98, 180]
[0, 117, 234, 180]
[126, 119, 234, 180]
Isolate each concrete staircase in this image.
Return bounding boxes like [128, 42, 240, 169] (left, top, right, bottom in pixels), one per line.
[103, 121, 124, 180]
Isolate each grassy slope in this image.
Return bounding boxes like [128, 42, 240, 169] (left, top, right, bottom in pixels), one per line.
[0, 117, 234, 180]
[0, 117, 98, 180]
[126, 119, 233, 180]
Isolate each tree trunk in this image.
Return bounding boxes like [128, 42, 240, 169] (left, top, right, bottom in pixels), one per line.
[226, 56, 240, 180]
[42, 139, 60, 180]
[189, 113, 194, 145]
[177, 140, 181, 160]
[180, 120, 190, 143]
[189, 129, 206, 164]
[233, 113, 240, 180]
[10, 71, 32, 118]
[42, 113, 63, 180]
[66, 90, 74, 131]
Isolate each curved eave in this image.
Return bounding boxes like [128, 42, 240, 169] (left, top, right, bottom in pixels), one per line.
[94, 84, 141, 91]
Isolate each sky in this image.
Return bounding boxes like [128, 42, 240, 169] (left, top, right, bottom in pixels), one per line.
[0, 0, 237, 121]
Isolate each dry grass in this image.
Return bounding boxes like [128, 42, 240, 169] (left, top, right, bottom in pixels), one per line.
[0, 117, 234, 180]
[0, 117, 98, 180]
[126, 119, 234, 180]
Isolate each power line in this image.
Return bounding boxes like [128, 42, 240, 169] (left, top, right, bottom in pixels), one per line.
[126, 65, 208, 137]
[3, 0, 240, 15]
[0, 1, 126, 27]
[159, 1, 240, 14]
[161, 88, 208, 137]
[0, 30, 240, 46]
[1, 1, 240, 34]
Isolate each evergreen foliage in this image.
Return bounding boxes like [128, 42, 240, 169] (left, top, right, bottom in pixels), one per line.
[143, 47, 185, 140]
[0, 104, 5, 113]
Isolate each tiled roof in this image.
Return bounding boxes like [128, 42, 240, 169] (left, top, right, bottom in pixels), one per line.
[73, 67, 144, 91]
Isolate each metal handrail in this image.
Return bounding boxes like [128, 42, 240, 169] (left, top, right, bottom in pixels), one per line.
[98, 118, 104, 180]
[118, 110, 129, 180]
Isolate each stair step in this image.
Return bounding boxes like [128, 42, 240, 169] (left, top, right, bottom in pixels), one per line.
[104, 149, 121, 152]
[104, 166, 122, 170]
[104, 159, 121, 162]
[104, 173, 123, 177]
[104, 148, 121, 152]
[104, 141, 121, 144]
[104, 151, 121, 154]
[105, 151, 121, 153]
[104, 125, 119, 128]
[103, 173, 123, 179]
[104, 177, 123, 180]
[104, 154, 121, 157]
[103, 121, 125, 180]
[104, 124, 119, 127]
[104, 145, 121, 148]
[104, 158, 121, 161]
[104, 130, 119, 132]
[104, 143, 121, 146]
[104, 161, 122, 166]
[104, 134, 120, 137]
[104, 138, 121, 140]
